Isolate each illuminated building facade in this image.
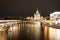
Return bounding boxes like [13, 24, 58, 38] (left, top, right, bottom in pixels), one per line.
[50, 12, 60, 26]
[50, 12, 60, 20]
[26, 10, 44, 20]
[47, 12, 60, 40]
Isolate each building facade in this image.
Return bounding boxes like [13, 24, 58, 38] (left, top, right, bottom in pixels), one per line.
[50, 12, 60, 26]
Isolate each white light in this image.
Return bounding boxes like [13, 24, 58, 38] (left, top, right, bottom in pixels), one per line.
[49, 27, 60, 40]
[0, 24, 4, 27]
[54, 20, 60, 25]
[13, 27, 16, 30]
[55, 21, 58, 24]
[35, 21, 40, 26]
[58, 19, 60, 23]
[36, 21, 40, 24]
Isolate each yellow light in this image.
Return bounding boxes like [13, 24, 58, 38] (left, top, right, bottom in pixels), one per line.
[13, 27, 16, 30]
[49, 27, 60, 40]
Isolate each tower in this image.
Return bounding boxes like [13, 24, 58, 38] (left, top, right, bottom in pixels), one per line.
[34, 10, 40, 20]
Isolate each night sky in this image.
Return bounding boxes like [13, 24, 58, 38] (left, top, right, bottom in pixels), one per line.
[0, 0, 60, 18]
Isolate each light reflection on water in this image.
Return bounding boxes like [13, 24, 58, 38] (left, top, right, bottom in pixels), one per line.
[8, 23, 60, 40]
[44, 26, 60, 40]
[49, 27, 60, 40]
[8, 22, 41, 40]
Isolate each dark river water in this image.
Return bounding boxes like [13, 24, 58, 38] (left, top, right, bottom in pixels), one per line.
[7, 23, 60, 40]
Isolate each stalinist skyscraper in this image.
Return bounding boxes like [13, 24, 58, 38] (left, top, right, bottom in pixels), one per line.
[34, 10, 40, 20]
[27, 10, 41, 20]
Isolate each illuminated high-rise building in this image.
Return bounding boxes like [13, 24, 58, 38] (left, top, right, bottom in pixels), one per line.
[50, 12, 60, 25]
[50, 12, 60, 20]
[34, 10, 40, 20]
[27, 10, 41, 20]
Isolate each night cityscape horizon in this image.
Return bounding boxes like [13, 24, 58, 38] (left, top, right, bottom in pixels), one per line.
[0, 9, 60, 18]
[0, 9, 60, 40]
[0, 0, 60, 40]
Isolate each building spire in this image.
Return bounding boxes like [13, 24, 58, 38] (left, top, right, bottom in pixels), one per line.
[36, 9, 40, 14]
[34, 9, 41, 20]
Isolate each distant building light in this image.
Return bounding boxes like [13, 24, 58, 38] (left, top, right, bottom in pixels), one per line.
[0, 24, 4, 27]
[27, 17, 30, 19]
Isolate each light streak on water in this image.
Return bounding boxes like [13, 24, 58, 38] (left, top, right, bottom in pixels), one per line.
[44, 26, 60, 40]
